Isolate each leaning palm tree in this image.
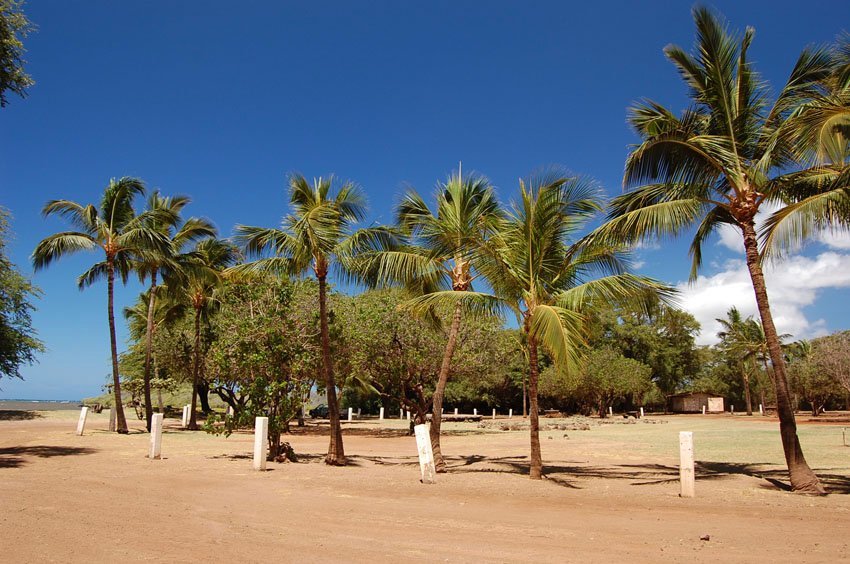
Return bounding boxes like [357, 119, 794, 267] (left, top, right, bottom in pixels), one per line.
[32, 177, 170, 433]
[134, 192, 215, 431]
[358, 165, 502, 472]
[233, 174, 396, 465]
[179, 238, 239, 430]
[591, 7, 829, 493]
[474, 169, 671, 479]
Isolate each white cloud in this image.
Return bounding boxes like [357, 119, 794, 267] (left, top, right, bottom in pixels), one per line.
[818, 229, 850, 250]
[677, 252, 850, 345]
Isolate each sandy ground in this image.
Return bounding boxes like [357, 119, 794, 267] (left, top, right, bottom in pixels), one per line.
[1, 410, 848, 563]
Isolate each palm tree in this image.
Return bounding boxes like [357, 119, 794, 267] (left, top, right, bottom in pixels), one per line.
[475, 169, 671, 479]
[716, 307, 762, 415]
[124, 290, 187, 412]
[32, 177, 169, 433]
[592, 8, 829, 493]
[134, 192, 215, 431]
[233, 174, 395, 465]
[180, 238, 239, 430]
[358, 165, 502, 472]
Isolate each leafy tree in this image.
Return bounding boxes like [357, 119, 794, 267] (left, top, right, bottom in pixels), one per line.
[810, 331, 850, 395]
[358, 166, 502, 471]
[204, 277, 316, 459]
[592, 8, 832, 492]
[33, 178, 169, 433]
[0, 0, 34, 107]
[478, 169, 670, 479]
[133, 192, 214, 430]
[787, 340, 841, 416]
[0, 208, 43, 380]
[234, 174, 395, 465]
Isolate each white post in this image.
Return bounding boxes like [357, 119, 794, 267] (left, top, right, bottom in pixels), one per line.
[76, 407, 89, 436]
[357, 408, 361, 418]
[731, 405, 735, 415]
[679, 431, 695, 498]
[226, 405, 234, 417]
[379, 407, 384, 420]
[347, 407, 353, 422]
[108, 407, 116, 432]
[608, 406, 613, 417]
[509, 409, 513, 419]
[182, 405, 190, 427]
[253, 417, 269, 471]
[454, 408, 458, 415]
[473, 408, 477, 416]
[759, 404, 764, 416]
[413, 424, 436, 484]
[702, 405, 706, 415]
[149, 413, 163, 460]
[492, 408, 496, 420]
[406, 411, 411, 421]
[640, 407, 644, 418]
[400, 408, 404, 419]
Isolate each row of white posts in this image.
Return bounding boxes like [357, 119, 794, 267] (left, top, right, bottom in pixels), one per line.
[73, 406, 700, 494]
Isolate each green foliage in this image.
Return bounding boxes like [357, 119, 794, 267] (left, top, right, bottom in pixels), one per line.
[0, 208, 43, 379]
[0, 0, 34, 107]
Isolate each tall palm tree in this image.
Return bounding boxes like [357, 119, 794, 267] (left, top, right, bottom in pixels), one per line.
[32, 177, 169, 433]
[180, 238, 239, 430]
[592, 8, 829, 493]
[358, 165, 502, 472]
[233, 174, 395, 465]
[716, 307, 763, 415]
[474, 169, 671, 479]
[134, 192, 215, 431]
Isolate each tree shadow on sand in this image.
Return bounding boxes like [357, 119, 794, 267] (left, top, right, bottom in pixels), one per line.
[0, 410, 43, 421]
[439, 455, 850, 494]
[0, 445, 98, 469]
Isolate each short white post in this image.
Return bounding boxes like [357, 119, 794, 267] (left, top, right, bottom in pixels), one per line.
[226, 405, 234, 417]
[679, 431, 695, 498]
[406, 411, 411, 421]
[347, 407, 353, 422]
[76, 407, 89, 436]
[492, 408, 496, 420]
[149, 413, 163, 459]
[731, 405, 735, 415]
[379, 407, 385, 420]
[640, 407, 644, 418]
[759, 404, 764, 416]
[509, 409, 513, 419]
[608, 406, 613, 417]
[473, 408, 477, 416]
[253, 417, 269, 471]
[440, 407, 444, 414]
[182, 405, 190, 427]
[413, 423, 436, 484]
[454, 408, 459, 415]
[702, 405, 706, 415]
[357, 408, 361, 418]
[108, 407, 116, 432]
[400, 408, 404, 419]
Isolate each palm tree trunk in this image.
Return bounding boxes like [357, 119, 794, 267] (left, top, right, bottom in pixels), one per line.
[528, 334, 542, 479]
[319, 274, 345, 465]
[742, 368, 753, 416]
[188, 305, 201, 430]
[741, 222, 824, 493]
[107, 259, 129, 433]
[522, 374, 527, 418]
[430, 300, 462, 473]
[143, 271, 157, 432]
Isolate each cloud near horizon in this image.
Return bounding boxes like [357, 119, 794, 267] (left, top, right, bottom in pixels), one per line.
[677, 251, 850, 346]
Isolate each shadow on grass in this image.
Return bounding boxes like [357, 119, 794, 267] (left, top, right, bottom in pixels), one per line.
[0, 445, 98, 469]
[0, 410, 43, 421]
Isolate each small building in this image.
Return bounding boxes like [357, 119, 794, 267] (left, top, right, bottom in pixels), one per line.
[668, 392, 725, 413]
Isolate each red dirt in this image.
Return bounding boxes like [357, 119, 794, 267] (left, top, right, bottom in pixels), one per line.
[1, 413, 848, 563]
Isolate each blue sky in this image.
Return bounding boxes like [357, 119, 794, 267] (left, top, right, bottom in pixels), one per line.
[2, 1, 849, 399]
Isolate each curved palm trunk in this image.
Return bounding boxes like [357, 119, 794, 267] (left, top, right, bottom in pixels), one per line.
[142, 271, 157, 432]
[430, 300, 462, 473]
[107, 260, 129, 433]
[319, 274, 345, 465]
[527, 334, 542, 479]
[742, 223, 824, 493]
[188, 305, 201, 430]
